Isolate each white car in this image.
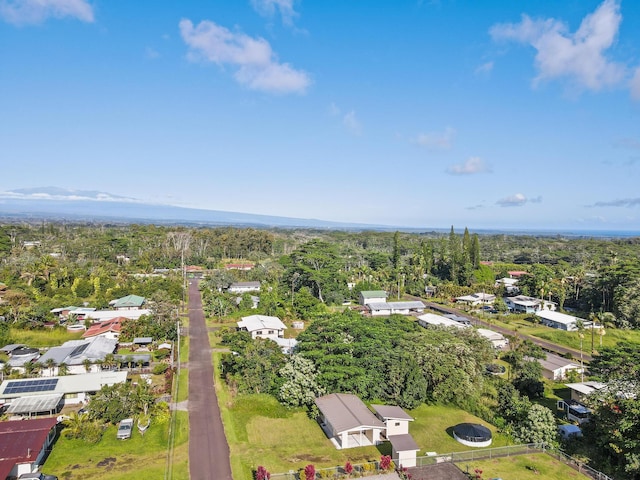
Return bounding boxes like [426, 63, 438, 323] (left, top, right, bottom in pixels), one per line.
[116, 418, 134, 440]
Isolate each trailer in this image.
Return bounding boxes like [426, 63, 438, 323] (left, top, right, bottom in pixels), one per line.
[557, 400, 591, 425]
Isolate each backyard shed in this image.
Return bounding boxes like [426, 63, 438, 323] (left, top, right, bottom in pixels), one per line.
[388, 434, 421, 468]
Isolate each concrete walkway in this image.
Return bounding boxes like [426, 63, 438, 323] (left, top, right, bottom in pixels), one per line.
[187, 280, 233, 480]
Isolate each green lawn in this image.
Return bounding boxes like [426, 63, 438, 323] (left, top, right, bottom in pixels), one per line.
[489, 316, 640, 357]
[9, 327, 84, 347]
[408, 404, 512, 455]
[458, 452, 592, 480]
[44, 411, 189, 480]
[213, 344, 514, 480]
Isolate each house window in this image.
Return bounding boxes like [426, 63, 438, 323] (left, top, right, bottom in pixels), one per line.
[268, 330, 274, 334]
[256, 330, 263, 335]
[394, 422, 401, 427]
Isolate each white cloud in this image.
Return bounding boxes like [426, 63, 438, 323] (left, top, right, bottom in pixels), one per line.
[490, 0, 626, 92]
[179, 18, 311, 95]
[413, 127, 455, 150]
[631, 67, 640, 101]
[343, 110, 362, 136]
[145, 47, 160, 59]
[251, 0, 298, 26]
[475, 61, 494, 76]
[328, 102, 341, 116]
[447, 157, 490, 175]
[496, 193, 542, 207]
[0, 0, 94, 25]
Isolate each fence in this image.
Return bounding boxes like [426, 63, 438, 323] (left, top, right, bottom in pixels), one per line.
[269, 443, 614, 480]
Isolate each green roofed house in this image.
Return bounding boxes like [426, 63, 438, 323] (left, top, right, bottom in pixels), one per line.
[359, 290, 387, 306]
[110, 294, 146, 310]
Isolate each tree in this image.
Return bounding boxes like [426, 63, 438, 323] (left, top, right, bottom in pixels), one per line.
[285, 240, 347, 304]
[277, 354, 324, 408]
[0, 322, 11, 348]
[58, 362, 69, 376]
[514, 404, 557, 445]
[4, 290, 30, 323]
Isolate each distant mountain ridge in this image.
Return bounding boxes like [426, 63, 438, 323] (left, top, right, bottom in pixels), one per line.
[0, 187, 394, 230]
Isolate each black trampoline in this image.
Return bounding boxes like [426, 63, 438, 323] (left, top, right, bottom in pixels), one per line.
[452, 423, 492, 447]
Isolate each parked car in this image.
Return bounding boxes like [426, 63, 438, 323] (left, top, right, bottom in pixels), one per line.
[116, 418, 134, 440]
[18, 472, 58, 480]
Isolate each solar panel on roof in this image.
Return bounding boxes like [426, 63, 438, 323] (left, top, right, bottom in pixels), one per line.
[4, 378, 59, 395]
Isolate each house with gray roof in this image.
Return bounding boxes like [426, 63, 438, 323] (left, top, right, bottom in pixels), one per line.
[366, 301, 425, 316]
[228, 281, 261, 293]
[0, 371, 128, 406]
[237, 315, 286, 340]
[314, 393, 385, 449]
[37, 336, 117, 375]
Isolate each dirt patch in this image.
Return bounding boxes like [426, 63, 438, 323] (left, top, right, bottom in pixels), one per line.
[291, 454, 330, 463]
[97, 457, 116, 468]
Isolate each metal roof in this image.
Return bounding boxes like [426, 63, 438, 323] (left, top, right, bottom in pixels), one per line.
[0, 371, 128, 399]
[38, 336, 117, 366]
[0, 417, 58, 479]
[315, 393, 384, 434]
[371, 404, 414, 421]
[388, 433, 420, 452]
[6, 394, 63, 414]
[237, 315, 286, 332]
[360, 291, 387, 298]
[111, 294, 146, 308]
[367, 301, 425, 310]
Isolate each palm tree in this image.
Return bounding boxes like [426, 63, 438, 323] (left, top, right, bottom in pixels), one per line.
[44, 358, 56, 377]
[58, 362, 69, 376]
[103, 353, 115, 371]
[82, 359, 93, 373]
[576, 319, 585, 382]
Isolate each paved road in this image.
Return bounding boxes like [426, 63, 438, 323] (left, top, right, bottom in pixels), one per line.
[418, 299, 594, 363]
[188, 280, 233, 480]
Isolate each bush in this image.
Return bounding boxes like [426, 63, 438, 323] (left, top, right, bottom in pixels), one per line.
[152, 363, 169, 375]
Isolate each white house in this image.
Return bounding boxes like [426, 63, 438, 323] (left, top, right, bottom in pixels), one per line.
[495, 277, 519, 294]
[366, 301, 425, 316]
[535, 310, 583, 331]
[417, 313, 469, 329]
[37, 336, 118, 376]
[228, 281, 261, 293]
[0, 371, 128, 406]
[535, 352, 583, 381]
[359, 290, 387, 306]
[314, 393, 385, 450]
[455, 293, 496, 306]
[237, 315, 286, 340]
[371, 404, 414, 436]
[72, 308, 151, 322]
[476, 328, 508, 349]
[505, 295, 556, 314]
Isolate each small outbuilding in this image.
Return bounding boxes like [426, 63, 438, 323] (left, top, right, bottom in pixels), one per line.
[388, 434, 421, 468]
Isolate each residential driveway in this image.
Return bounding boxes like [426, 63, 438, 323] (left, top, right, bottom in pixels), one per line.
[188, 280, 233, 480]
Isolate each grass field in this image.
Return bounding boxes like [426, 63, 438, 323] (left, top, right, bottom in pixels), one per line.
[458, 452, 591, 480]
[212, 344, 514, 480]
[9, 327, 84, 347]
[44, 411, 189, 480]
[489, 315, 640, 355]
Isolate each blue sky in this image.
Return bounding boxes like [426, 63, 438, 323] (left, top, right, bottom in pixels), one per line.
[1, 0, 640, 231]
